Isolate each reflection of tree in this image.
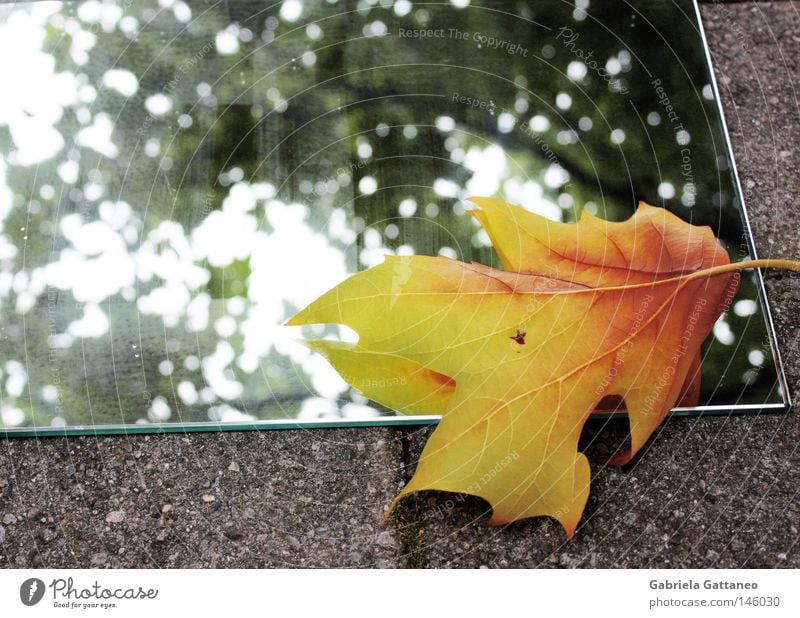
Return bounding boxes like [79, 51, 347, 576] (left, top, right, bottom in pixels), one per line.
[0, 0, 780, 429]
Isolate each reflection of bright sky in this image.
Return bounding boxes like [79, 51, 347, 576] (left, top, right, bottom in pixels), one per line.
[0, 0, 765, 427]
[0, 4, 77, 165]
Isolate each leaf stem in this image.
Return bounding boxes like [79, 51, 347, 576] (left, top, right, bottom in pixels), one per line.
[566, 258, 800, 295]
[699, 258, 800, 277]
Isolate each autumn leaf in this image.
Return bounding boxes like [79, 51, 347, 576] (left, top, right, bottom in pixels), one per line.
[288, 197, 800, 537]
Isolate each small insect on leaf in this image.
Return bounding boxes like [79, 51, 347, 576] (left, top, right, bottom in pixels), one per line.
[510, 330, 527, 345]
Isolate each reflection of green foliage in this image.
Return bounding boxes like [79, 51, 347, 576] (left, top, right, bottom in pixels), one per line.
[207, 259, 250, 298]
[701, 272, 778, 398]
[0, 0, 784, 430]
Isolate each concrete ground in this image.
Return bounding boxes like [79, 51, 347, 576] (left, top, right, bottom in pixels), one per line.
[1, 0, 798, 568]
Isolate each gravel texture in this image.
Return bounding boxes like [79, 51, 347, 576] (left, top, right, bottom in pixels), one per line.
[1, 0, 798, 569]
[0, 430, 403, 567]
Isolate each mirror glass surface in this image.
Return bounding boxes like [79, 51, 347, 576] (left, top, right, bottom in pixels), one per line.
[0, 0, 787, 435]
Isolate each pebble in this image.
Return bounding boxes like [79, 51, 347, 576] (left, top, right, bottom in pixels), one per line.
[162, 504, 174, 514]
[91, 552, 108, 566]
[202, 495, 216, 503]
[223, 528, 243, 541]
[0, 524, 5, 544]
[376, 531, 396, 548]
[227, 462, 240, 473]
[105, 510, 125, 524]
[2, 514, 16, 525]
[38, 529, 56, 543]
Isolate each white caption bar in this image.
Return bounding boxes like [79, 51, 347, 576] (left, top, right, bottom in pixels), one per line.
[0, 569, 798, 617]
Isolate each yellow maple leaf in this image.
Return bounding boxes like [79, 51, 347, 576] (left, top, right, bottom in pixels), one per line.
[288, 197, 799, 537]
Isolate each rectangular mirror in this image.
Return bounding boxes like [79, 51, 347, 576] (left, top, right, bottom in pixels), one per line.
[0, 0, 788, 436]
